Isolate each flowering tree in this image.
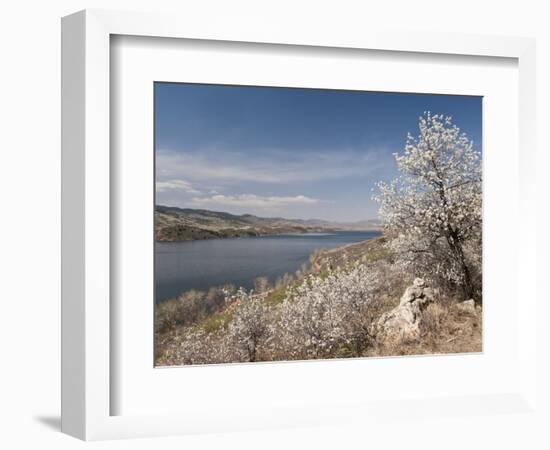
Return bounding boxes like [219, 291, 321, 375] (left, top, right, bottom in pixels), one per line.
[374, 113, 482, 299]
[253, 276, 270, 294]
[169, 328, 231, 365]
[227, 289, 271, 362]
[277, 264, 379, 359]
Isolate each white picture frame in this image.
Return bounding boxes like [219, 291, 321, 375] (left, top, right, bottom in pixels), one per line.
[61, 9, 538, 441]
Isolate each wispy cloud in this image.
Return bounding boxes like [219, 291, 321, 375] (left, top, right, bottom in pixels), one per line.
[156, 147, 393, 185]
[155, 179, 201, 194]
[190, 194, 319, 210]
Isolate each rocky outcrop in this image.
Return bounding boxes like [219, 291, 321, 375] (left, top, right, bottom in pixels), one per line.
[456, 299, 480, 314]
[376, 278, 435, 341]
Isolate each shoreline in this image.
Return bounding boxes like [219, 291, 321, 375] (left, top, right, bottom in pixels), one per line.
[156, 228, 380, 243]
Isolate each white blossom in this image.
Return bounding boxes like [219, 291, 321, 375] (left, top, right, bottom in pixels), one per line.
[374, 112, 482, 298]
[276, 264, 380, 359]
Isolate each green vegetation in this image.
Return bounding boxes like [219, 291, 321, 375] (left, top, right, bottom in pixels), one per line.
[362, 247, 391, 264]
[200, 307, 235, 333]
[158, 224, 261, 241]
[264, 286, 288, 306]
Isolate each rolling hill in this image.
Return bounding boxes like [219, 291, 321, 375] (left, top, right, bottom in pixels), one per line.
[155, 205, 381, 241]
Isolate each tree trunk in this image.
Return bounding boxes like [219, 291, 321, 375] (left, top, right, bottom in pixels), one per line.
[430, 169, 475, 299]
[447, 232, 474, 300]
[248, 339, 257, 362]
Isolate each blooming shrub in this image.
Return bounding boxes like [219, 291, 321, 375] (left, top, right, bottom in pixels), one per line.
[276, 264, 380, 359]
[226, 289, 272, 362]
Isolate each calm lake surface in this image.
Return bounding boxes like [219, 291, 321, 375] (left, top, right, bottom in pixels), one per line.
[155, 230, 381, 302]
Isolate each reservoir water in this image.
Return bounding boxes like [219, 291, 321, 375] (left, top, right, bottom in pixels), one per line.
[155, 230, 380, 302]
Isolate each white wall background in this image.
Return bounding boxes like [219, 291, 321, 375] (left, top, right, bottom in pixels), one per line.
[0, 1, 548, 448]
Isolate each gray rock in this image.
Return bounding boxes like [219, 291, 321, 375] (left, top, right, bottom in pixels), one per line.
[376, 279, 435, 341]
[398, 278, 433, 307]
[456, 299, 477, 313]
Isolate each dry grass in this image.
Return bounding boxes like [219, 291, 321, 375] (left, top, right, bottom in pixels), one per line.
[156, 298, 482, 365]
[311, 236, 389, 273]
[367, 297, 482, 358]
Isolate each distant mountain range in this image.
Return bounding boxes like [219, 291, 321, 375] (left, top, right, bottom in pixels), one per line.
[155, 205, 381, 241]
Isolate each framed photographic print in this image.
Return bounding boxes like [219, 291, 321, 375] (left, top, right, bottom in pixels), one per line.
[153, 83, 483, 367]
[61, 9, 538, 441]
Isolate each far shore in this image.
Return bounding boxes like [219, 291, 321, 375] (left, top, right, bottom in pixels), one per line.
[156, 227, 381, 243]
[155, 205, 382, 242]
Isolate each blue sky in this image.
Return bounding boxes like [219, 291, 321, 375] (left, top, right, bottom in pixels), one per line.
[155, 83, 482, 222]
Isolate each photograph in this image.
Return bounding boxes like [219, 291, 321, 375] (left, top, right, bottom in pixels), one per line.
[153, 83, 483, 366]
